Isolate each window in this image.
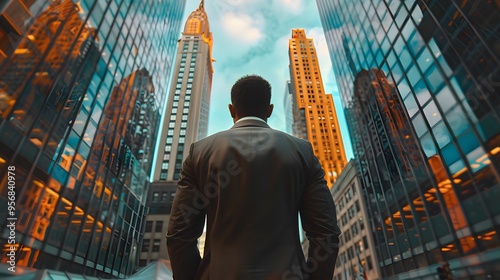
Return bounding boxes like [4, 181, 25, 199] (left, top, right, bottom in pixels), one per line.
[351, 222, 359, 237]
[345, 188, 353, 202]
[348, 206, 356, 218]
[155, 221, 163, 232]
[355, 240, 363, 253]
[367, 255, 373, 270]
[145, 221, 153, 232]
[161, 192, 168, 202]
[142, 239, 150, 252]
[152, 192, 159, 202]
[152, 239, 161, 252]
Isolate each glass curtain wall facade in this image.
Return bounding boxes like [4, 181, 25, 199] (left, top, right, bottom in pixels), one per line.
[0, 0, 185, 277]
[317, 0, 500, 278]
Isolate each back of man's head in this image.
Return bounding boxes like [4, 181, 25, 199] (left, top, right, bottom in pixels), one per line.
[231, 75, 272, 119]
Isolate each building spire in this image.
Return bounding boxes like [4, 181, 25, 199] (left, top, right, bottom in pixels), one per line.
[199, 0, 204, 9]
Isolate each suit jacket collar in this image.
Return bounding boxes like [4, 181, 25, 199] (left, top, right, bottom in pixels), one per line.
[231, 119, 271, 129]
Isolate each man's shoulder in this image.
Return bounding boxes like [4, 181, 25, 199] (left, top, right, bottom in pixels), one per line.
[271, 129, 312, 146]
[193, 127, 312, 149]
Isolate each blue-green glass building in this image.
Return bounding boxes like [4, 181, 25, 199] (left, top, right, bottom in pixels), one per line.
[0, 0, 185, 277]
[317, 0, 500, 279]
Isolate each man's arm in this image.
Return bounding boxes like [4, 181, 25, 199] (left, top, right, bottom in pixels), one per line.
[300, 143, 341, 280]
[167, 144, 205, 280]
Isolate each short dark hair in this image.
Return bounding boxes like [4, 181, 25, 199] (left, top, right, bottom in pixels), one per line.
[231, 75, 272, 118]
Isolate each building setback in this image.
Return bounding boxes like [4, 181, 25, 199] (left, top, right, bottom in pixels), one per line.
[0, 0, 185, 277]
[317, 0, 500, 278]
[287, 29, 348, 188]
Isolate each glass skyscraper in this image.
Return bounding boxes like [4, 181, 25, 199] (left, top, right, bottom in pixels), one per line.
[0, 0, 185, 277]
[317, 0, 500, 278]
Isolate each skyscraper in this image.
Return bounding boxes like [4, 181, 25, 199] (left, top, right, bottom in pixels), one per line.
[0, 0, 186, 277]
[288, 29, 347, 187]
[331, 160, 381, 280]
[317, 0, 500, 278]
[143, 0, 213, 265]
[154, 0, 214, 182]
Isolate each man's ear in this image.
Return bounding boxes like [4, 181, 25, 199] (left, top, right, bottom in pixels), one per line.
[228, 104, 236, 118]
[266, 104, 274, 118]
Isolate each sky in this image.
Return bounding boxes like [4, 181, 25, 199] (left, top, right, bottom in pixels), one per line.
[181, 0, 354, 160]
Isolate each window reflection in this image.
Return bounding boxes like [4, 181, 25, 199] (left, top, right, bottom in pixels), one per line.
[0, 0, 185, 276]
[319, 0, 500, 277]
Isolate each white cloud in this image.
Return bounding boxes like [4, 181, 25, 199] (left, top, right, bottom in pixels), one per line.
[275, 0, 304, 15]
[220, 12, 264, 44]
[180, 0, 348, 136]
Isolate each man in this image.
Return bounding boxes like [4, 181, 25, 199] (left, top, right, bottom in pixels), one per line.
[167, 75, 341, 280]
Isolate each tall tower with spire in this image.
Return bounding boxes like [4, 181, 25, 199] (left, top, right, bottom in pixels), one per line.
[141, 0, 213, 265]
[154, 0, 214, 182]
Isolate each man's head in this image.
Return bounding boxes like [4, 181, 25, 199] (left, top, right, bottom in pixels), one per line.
[229, 75, 273, 122]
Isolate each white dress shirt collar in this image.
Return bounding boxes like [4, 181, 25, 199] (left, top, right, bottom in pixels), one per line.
[236, 116, 267, 124]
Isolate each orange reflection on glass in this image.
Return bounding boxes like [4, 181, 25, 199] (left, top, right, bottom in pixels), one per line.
[429, 155, 476, 253]
[441, 243, 455, 252]
[477, 231, 496, 241]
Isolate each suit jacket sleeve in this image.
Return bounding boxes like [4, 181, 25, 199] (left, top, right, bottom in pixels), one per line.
[300, 142, 341, 280]
[167, 143, 205, 280]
